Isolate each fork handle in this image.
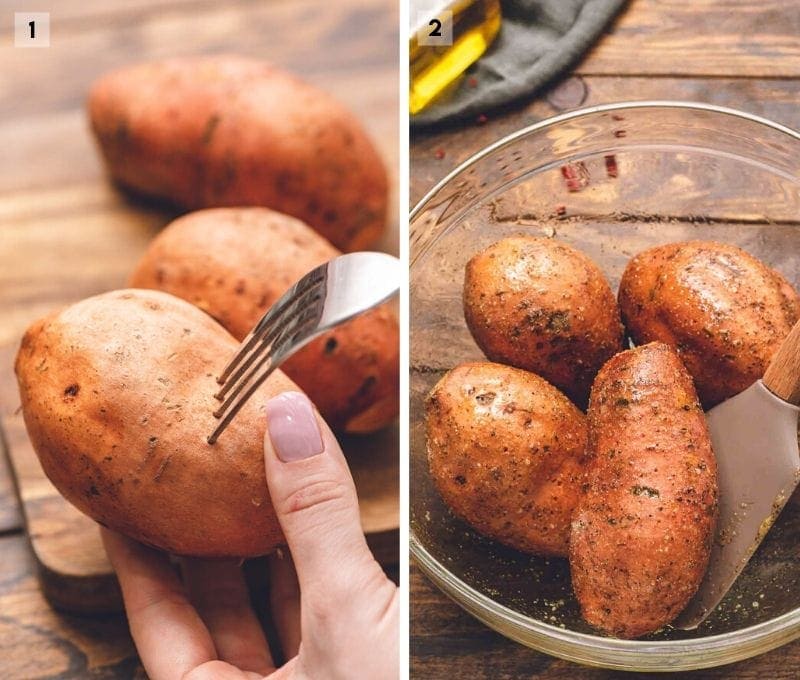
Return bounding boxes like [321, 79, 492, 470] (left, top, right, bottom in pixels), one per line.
[763, 318, 800, 406]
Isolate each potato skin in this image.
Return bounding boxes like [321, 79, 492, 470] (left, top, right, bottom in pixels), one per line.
[463, 237, 624, 407]
[129, 208, 398, 433]
[88, 55, 387, 251]
[15, 289, 301, 558]
[619, 241, 800, 408]
[570, 342, 718, 639]
[425, 361, 588, 556]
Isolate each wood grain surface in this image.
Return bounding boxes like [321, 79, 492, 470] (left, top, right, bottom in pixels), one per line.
[0, 534, 140, 680]
[410, 0, 800, 677]
[577, 0, 800, 78]
[0, 0, 398, 676]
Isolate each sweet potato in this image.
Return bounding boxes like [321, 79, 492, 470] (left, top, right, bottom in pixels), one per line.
[425, 361, 588, 556]
[88, 55, 388, 251]
[619, 240, 800, 407]
[129, 208, 398, 433]
[463, 236, 624, 408]
[570, 342, 718, 638]
[15, 289, 301, 558]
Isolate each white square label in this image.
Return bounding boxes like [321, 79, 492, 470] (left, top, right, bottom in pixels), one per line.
[417, 10, 453, 47]
[15, 12, 50, 48]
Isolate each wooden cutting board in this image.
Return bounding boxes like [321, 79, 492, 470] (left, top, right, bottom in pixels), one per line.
[0, 341, 398, 615]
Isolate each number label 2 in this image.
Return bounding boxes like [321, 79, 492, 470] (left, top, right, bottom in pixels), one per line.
[417, 10, 452, 47]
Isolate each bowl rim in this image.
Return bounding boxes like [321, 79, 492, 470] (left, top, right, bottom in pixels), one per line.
[410, 100, 800, 225]
[411, 535, 800, 670]
[410, 100, 800, 670]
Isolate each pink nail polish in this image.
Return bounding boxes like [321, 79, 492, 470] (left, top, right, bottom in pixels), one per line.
[265, 392, 324, 462]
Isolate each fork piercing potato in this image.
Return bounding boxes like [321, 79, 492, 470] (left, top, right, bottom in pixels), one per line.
[463, 236, 624, 408]
[425, 361, 588, 556]
[88, 55, 388, 251]
[15, 289, 299, 558]
[619, 240, 800, 408]
[129, 208, 399, 433]
[570, 342, 718, 639]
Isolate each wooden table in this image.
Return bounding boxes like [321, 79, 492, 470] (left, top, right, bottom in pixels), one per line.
[0, 0, 397, 677]
[410, 1, 800, 677]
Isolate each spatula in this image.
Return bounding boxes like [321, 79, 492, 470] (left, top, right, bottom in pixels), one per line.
[675, 318, 800, 630]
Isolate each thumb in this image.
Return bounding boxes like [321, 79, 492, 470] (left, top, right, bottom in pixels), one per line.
[263, 391, 379, 602]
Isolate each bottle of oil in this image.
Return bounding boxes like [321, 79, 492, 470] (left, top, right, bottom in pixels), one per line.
[410, 0, 501, 115]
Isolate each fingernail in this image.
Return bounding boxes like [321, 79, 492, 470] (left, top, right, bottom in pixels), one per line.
[265, 392, 324, 462]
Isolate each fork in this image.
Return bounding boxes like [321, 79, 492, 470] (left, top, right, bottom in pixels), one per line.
[207, 251, 401, 444]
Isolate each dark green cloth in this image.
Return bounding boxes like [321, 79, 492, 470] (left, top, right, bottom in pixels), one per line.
[412, 0, 627, 126]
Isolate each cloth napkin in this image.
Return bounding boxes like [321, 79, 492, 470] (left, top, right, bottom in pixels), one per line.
[412, 0, 628, 126]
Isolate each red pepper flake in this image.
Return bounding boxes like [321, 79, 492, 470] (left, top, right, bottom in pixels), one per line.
[614, 129, 627, 138]
[468, 77, 478, 88]
[560, 162, 590, 192]
[554, 204, 567, 217]
[604, 154, 618, 178]
[434, 148, 445, 160]
[476, 114, 488, 125]
[612, 114, 625, 122]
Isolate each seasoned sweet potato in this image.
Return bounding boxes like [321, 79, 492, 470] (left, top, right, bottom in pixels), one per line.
[619, 241, 800, 407]
[425, 361, 588, 556]
[129, 208, 398, 433]
[570, 342, 718, 638]
[88, 55, 388, 251]
[463, 236, 624, 408]
[15, 289, 302, 558]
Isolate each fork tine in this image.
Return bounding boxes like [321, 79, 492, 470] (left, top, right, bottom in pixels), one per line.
[215, 283, 325, 401]
[213, 349, 272, 419]
[207, 251, 399, 445]
[215, 267, 326, 385]
[215, 303, 320, 413]
[207, 311, 320, 444]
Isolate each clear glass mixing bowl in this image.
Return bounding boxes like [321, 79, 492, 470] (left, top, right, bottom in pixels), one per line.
[410, 102, 800, 671]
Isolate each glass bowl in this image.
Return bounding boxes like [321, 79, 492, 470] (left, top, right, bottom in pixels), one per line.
[409, 102, 800, 671]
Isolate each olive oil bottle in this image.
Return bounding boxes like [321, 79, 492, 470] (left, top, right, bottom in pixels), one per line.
[410, 0, 501, 115]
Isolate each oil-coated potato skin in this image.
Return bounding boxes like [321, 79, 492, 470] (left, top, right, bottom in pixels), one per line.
[570, 342, 718, 639]
[88, 55, 388, 251]
[463, 237, 624, 407]
[619, 241, 800, 408]
[129, 208, 399, 433]
[425, 362, 588, 556]
[15, 289, 301, 558]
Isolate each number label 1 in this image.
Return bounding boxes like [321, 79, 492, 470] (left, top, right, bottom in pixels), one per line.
[14, 12, 50, 47]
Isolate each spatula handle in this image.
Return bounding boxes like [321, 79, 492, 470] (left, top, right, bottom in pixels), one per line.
[763, 318, 800, 406]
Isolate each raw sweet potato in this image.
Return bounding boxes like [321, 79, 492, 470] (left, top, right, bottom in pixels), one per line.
[463, 236, 624, 408]
[619, 241, 800, 407]
[570, 342, 718, 638]
[426, 361, 588, 556]
[129, 208, 398, 433]
[15, 289, 301, 558]
[88, 55, 388, 251]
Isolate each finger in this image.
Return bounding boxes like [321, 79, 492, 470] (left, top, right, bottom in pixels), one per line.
[181, 559, 274, 675]
[101, 528, 216, 680]
[263, 392, 385, 604]
[184, 660, 264, 680]
[268, 548, 301, 659]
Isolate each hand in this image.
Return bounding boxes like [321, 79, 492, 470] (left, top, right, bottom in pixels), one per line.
[102, 391, 398, 680]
